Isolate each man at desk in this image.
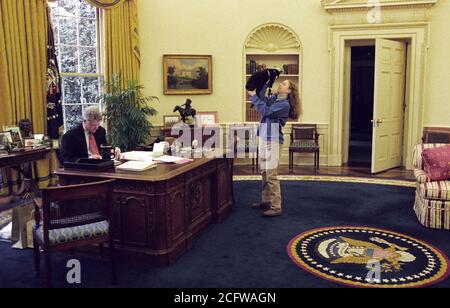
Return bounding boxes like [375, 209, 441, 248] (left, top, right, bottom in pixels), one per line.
[59, 106, 106, 165]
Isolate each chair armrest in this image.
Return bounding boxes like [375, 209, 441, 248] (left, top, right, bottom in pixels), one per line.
[414, 169, 430, 184]
[315, 133, 321, 143]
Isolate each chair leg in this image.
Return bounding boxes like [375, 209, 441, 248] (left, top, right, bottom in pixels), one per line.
[289, 152, 292, 173]
[317, 151, 320, 171]
[109, 238, 117, 285]
[99, 243, 104, 259]
[33, 237, 40, 278]
[44, 251, 52, 288]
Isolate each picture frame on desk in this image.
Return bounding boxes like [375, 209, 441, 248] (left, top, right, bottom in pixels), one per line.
[0, 132, 13, 145]
[195, 111, 218, 126]
[163, 115, 181, 127]
[163, 54, 212, 95]
[2, 126, 23, 148]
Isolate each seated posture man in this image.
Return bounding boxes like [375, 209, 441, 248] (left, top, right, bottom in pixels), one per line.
[59, 106, 107, 165]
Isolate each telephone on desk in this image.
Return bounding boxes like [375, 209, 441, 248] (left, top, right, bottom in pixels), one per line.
[135, 136, 166, 151]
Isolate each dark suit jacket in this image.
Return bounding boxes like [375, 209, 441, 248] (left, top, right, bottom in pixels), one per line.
[59, 123, 107, 165]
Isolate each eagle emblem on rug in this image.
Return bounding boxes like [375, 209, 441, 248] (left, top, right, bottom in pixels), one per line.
[287, 226, 449, 288]
[317, 236, 415, 272]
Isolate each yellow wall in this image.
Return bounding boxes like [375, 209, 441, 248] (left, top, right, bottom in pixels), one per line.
[138, 0, 330, 126]
[425, 0, 450, 127]
[139, 0, 449, 128]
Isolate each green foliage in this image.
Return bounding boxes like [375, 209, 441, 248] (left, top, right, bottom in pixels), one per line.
[100, 75, 158, 152]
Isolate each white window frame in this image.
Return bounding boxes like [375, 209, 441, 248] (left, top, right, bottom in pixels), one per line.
[49, 0, 104, 131]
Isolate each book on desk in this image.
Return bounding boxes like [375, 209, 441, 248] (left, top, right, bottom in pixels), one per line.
[116, 160, 157, 171]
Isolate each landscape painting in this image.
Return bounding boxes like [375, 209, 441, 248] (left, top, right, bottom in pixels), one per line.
[163, 55, 212, 95]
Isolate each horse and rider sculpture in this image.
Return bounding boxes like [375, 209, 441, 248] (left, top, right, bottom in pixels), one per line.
[173, 98, 196, 123]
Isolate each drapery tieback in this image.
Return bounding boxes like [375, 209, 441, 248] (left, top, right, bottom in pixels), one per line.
[85, 0, 125, 9]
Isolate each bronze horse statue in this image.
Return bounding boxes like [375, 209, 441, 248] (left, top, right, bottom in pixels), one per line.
[173, 99, 196, 123]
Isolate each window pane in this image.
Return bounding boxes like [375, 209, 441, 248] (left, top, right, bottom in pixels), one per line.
[53, 0, 101, 133]
[80, 47, 97, 73]
[79, 18, 96, 46]
[59, 0, 77, 17]
[82, 77, 100, 105]
[63, 76, 81, 104]
[59, 17, 77, 45]
[60, 46, 79, 73]
[79, 0, 96, 18]
[49, 4, 58, 17]
[64, 105, 82, 131]
[50, 16, 59, 45]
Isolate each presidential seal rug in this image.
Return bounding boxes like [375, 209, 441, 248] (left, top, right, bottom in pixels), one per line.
[287, 226, 450, 288]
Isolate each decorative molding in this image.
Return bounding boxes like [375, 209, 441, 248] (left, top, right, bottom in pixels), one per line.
[321, 0, 437, 12]
[321, 0, 437, 26]
[245, 23, 301, 52]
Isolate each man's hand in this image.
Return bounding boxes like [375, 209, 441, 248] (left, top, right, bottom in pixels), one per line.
[90, 154, 102, 160]
[247, 90, 256, 97]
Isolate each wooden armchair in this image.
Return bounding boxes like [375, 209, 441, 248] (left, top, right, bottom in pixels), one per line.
[32, 179, 116, 288]
[228, 125, 259, 171]
[289, 124, 320, 173]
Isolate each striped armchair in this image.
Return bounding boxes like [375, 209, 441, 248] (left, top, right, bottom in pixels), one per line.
[413, 144, 450, 230]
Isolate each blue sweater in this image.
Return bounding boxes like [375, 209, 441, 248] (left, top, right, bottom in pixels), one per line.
[251, 84, 290, 144]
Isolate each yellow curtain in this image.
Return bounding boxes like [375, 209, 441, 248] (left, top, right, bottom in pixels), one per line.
[100, 0, 140, 83]
[0, 0, 57, 195]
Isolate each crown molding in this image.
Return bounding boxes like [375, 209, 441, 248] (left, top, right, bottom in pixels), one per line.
[321, 0, 437, 12]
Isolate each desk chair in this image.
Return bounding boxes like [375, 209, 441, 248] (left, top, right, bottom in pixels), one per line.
[289, 124, 320, 173]
[33, 179, 116, 288]
[229, 125, 259, 171]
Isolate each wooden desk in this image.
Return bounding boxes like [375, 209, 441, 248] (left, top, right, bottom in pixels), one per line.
[0, 147, 52, 210]
[0, 147, 51, 168]
[54, 155, 234, 266]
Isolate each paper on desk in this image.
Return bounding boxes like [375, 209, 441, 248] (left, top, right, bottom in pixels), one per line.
[121, 151, 154, 162]
[153, 155, 193, 164]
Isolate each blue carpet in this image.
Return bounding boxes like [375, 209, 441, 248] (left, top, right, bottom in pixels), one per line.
[0, 180, 449, 288]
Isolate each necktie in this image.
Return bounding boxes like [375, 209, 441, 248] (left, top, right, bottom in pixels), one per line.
[89, 133, 99, 156]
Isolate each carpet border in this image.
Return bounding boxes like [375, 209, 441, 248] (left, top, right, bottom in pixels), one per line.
[234, 175, 416, 188]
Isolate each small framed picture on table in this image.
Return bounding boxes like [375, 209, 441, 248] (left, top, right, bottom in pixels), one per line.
[195, 111, 218, 126]
[163, 115, 181, 127]
[0, 132, 13, 145]
[2, 126, 23, 148]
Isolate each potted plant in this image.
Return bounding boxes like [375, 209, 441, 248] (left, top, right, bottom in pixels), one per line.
[100, 74, 158, 152]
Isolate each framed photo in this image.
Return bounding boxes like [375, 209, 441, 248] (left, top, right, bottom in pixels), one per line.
[2, 126, 23, 148]
[195, 111, 218, 126]
[163, 55, 212, 95]
[0, 132, 13, 145]
[163, 115, 181, 127]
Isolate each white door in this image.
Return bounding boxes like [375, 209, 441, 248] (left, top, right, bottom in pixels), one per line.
[371, 39, 406, 174]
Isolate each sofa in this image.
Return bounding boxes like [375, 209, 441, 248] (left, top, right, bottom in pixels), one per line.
[413, 143, 450, 230]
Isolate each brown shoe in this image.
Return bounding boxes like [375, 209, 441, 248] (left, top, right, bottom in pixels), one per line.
[251, 202, 271, 210]
[263, 208, 282, 217]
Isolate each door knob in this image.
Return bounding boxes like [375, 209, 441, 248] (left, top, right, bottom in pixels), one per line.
[371, 119, 383, 127]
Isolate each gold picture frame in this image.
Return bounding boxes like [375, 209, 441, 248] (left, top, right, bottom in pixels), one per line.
[0, 132, 13, 145]
[163, 54, 212, 95]
[163, 115, 181, 127]
[2, 125, 23, 148]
